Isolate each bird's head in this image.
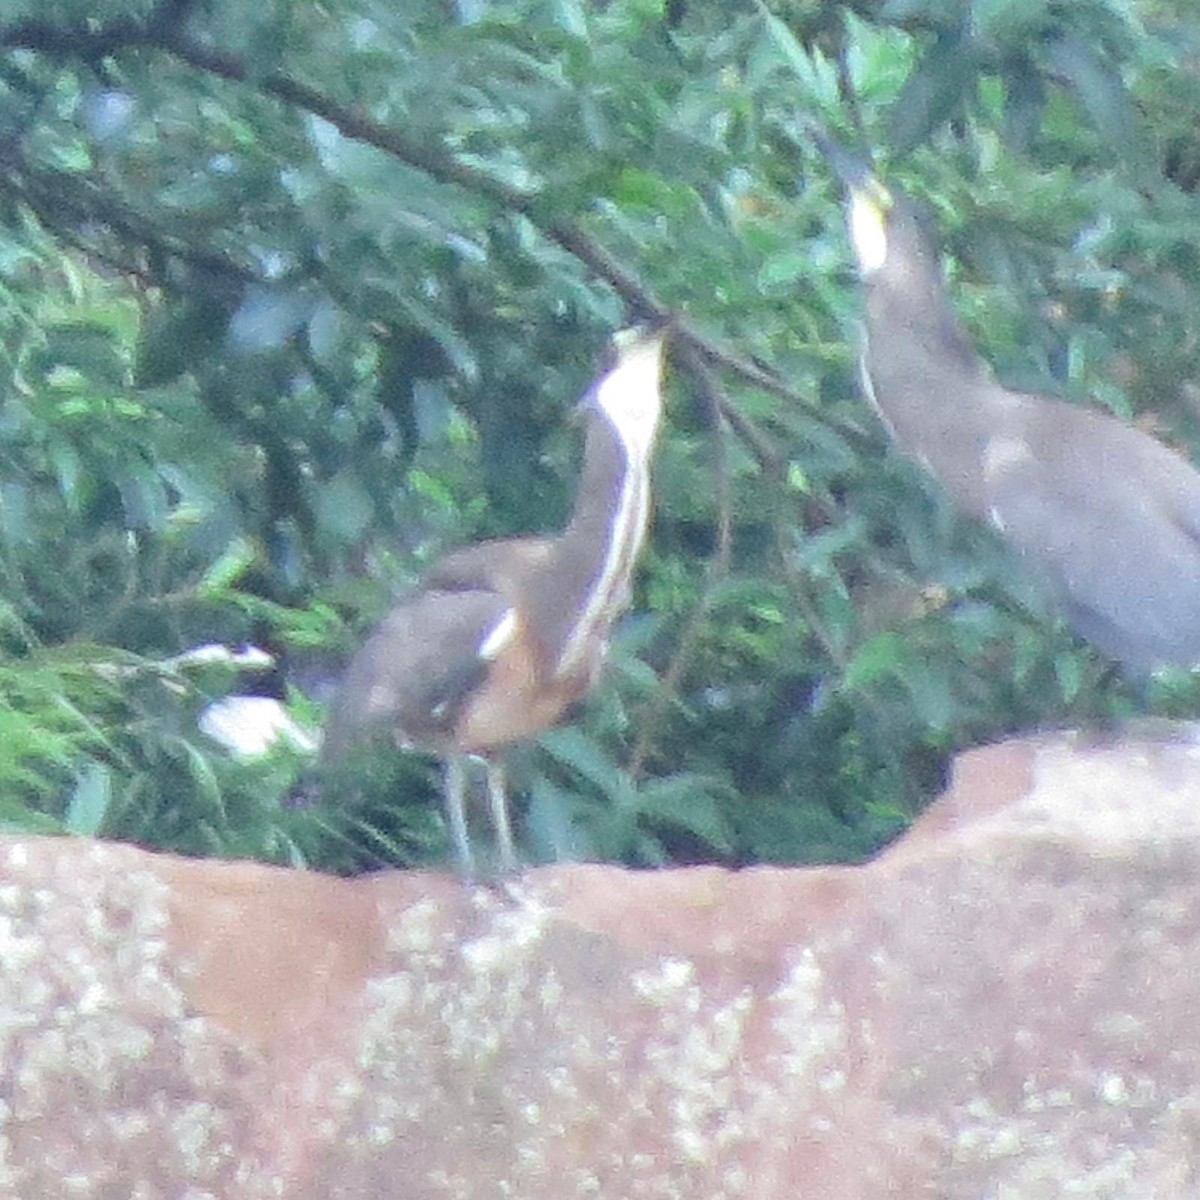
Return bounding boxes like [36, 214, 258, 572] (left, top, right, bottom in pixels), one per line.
[803, 134, 888, 271]
[819, 145, 898, 277]
[814, 148, 952, 332]
[580, 324, 667, 458]
[811, 137, 942, 286]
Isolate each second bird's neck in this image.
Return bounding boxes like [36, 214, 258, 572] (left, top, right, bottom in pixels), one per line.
[863, 280, 1004, 516]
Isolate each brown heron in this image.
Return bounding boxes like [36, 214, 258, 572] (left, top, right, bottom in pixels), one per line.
[321, 326, 667, 873]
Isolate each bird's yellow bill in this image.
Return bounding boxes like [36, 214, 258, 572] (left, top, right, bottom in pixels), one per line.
[846, 178, 893, 274]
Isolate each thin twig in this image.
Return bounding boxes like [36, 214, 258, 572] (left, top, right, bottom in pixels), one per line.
[629, 344, 734, 779]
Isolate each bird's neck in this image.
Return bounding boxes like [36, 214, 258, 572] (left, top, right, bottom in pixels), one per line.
[862, 281, 1001, 516]
[528, 405, 656, 678]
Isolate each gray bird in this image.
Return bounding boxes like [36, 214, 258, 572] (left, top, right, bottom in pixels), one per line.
[321, 327, 667, 873]
[826, 147, 1200, 671]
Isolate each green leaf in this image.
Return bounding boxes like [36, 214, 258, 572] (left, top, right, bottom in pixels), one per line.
[1044, 35, 1140, 167]
[198, 537, 258, 596]
[539, 726, 626, 796]
[753, 2, 841, 107]
[640, 773, 734, 852]
[887, 31, 980, 153]
[134, 295, 234, 388]
[843, 631, 906, 690]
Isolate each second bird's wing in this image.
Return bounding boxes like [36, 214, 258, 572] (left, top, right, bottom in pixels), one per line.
[984, 397, 1200, 669]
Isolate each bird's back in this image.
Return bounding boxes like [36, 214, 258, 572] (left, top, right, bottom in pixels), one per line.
[986, 395, 1200, 668]
[320, 586, 510, 758]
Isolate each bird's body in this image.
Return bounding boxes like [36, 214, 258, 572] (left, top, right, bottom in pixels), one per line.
[322, 328, 666, 871]
[976, 394, 1200, 668]
[825, 152, 1200, 667]
[830, 152, 1200, 671]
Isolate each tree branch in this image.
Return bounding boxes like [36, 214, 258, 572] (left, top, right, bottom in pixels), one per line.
[1, 14, 868, 468]
[629, 344, 734, 779]
[157, 35, 869, 454]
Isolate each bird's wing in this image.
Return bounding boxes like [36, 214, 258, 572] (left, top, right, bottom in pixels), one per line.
[420, 538, 555, 594]
[1133, 431, 1200, 543]
[321, 587, 512, 757]
[984, 398, 1200, 668]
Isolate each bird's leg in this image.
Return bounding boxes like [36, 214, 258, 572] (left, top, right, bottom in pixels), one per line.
[484, 758, 519, 872]
[443, 756, 475, 878]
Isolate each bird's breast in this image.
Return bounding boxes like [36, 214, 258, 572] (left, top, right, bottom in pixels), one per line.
[454, 614, 599, 754]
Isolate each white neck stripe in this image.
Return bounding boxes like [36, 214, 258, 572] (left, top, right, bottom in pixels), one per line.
[555, 423, 652, 677]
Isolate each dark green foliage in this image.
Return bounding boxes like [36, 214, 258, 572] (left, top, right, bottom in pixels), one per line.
[0, 0, 1197, 871]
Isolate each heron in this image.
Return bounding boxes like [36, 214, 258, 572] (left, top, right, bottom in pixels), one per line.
[823, 143, 1200, 672]
[321, 326, 667, 873]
